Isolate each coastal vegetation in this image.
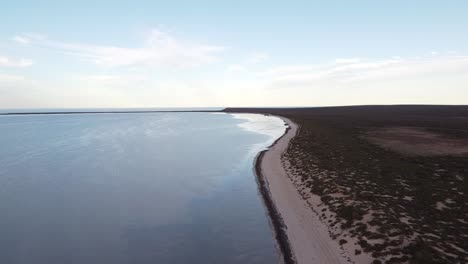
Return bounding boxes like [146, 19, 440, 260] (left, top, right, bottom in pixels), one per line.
[225, 105, 468, 263]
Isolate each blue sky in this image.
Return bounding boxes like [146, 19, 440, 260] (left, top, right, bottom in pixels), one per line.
[1, 0, 467, 108]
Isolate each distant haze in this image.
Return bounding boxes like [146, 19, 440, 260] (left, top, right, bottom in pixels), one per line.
[1, 1, 467, 108]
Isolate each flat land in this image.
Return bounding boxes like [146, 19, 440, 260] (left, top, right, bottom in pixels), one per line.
[225, 105, 468, 264]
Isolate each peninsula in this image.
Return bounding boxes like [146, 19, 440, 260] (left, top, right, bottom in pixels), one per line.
[225, 105, 468, 264]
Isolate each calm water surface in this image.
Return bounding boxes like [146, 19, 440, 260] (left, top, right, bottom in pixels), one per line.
[0, 112, 285, 264]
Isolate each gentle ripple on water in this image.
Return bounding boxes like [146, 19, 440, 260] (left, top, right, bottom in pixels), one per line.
[0, 112, 285, 264]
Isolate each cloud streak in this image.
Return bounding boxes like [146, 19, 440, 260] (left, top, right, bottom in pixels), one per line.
[13, 30, 226, 69]
[262, 55, 468, 87]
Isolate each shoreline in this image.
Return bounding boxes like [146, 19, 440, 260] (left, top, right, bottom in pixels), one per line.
[226, 106, 468, 262]
[254, 123, 295, 264]
[255, 115, 350, 264]
[0, 110, 219, 116]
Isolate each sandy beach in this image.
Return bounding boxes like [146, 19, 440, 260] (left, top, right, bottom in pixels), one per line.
[230, 106, 468, 263]
[257, 117, 351, 264]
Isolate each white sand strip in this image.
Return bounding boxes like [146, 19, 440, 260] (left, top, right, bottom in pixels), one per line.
[260, 117, 350, 264]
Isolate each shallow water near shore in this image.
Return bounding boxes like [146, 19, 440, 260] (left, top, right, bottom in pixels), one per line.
[0, 112, 285, 264]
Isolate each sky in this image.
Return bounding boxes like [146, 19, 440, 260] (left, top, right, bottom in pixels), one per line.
[1, 0, 467, 108]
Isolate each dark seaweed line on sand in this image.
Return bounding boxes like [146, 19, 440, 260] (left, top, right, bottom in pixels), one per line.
[253, 122, 296, 264]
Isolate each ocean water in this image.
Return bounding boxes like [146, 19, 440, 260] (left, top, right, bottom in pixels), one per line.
[0, 112, 286, 264]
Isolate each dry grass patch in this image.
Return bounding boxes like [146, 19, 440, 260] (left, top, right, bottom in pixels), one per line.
[365, 127, 468, 156]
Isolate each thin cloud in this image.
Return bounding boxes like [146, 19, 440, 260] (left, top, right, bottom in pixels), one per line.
[264, 55, 468, 87]
[247, 52, 269, 64]
[13, 29, 226, 69]
[79, 74, 149, 88]
[226, 64, 246, 72]
[0, 55, 33, 68]
[259, 65, 320, 76]
[0, 74, 26, 82]
[224, 51, 269, 73]
[335, 58, 361, 64]
[12, 36, 31, 45]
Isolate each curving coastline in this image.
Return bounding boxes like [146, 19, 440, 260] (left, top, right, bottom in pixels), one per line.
[255, 116, 349, 264]
[228, 106, 468, 263]
[254, 121, 295, 264]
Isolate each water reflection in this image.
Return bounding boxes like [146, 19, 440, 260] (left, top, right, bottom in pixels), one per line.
[0, 112, 285, 263]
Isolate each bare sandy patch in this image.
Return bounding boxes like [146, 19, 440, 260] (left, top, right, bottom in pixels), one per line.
[365, 127, 468, 156]
[260, 117, 353, 264]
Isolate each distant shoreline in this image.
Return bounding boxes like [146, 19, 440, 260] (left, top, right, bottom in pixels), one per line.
[0, 110, 220, 116]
